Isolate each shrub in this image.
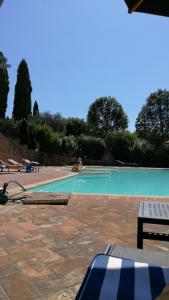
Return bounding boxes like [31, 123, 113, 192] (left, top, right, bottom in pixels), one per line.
[154, 144, 169, 167]
[0, 118, 19, 138]
[51, 136, 62, 155]
[29, 112, 66, 135]
[105, 131, 135, 161]
[130, 138, 155, 164]
[31, 123, 62, 153]
[61, 136, 78, 157]
[78, 135, 106, 159]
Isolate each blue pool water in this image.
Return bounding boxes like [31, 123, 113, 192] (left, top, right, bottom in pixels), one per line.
[29, 168, 169, 196]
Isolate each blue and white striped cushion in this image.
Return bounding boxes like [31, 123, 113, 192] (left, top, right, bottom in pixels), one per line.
[77, 254, 169, 300]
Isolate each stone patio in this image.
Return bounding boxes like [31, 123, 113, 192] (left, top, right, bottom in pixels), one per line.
[0, 167, 169, 299]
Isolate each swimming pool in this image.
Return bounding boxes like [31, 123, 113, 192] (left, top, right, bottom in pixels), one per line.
[29, 168, 169, 197]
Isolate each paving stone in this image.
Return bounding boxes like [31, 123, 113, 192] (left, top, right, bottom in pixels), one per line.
[1, 274, 41, 300]
[0, 263, 20, 279]
[53, 239, 104, 260]
[39, 284, 80, 300]
[0, 234, 20, 248]
[4, 225, 32, 240]
[0, 255, 15, 268]
[32, 247, 63, 263]
[37, 285, 79, 300]
[0, 170, 169, 299]
[0, 247, 8, 257]
[18, 222, 38, 231]
[35, 269, 83, 295]
[0, 284, 10, 299]
[47, 257, 90, 275]
[6, 239, 46, 256]
[17, 259, 53, 279]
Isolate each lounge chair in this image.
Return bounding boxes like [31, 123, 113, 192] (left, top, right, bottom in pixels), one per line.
[116, 160, 126, 165]
[0, 160, 22, 172]
[116, 160, 138, 167]
[22, 159, 40, 172]
[75, 244, 169, 300]
[0, 162, 6, 172]
[7, 159, 23, 167]
[8, 159, 34, 172]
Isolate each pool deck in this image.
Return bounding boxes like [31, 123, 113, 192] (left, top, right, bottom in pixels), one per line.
[0, 167, 169, 300]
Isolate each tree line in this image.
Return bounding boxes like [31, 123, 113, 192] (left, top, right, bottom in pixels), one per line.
[1, 51, 169, 165]
[0, 52, 39, 120]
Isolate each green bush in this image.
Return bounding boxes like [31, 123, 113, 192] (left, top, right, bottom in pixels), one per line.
[29, 112, 66, 135]
[31, 123, 62, 153]
[78, 135, 106, 159]
[105, 131, 135, 161]
[154, 144, 169, 167]
[0, 118, 19, 138]
[130, 138, 155, 164]
[61, 136, 78, 157]
[51, 136, 62, 155]
[136, 130, 163, 147]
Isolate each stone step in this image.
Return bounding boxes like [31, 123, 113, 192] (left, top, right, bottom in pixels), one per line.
[19, 192, 70, 205]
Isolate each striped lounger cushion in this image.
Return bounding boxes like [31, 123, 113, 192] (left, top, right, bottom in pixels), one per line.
[76, 254, 169, 300]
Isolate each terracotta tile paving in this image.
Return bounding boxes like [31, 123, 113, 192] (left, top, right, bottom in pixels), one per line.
[0, 167, 71, 189]
[0, 169, 169, 299]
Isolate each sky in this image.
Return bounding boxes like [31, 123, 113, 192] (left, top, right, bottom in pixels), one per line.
[0, 0, 169, 131]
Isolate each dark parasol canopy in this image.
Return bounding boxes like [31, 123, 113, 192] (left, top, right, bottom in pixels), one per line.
[124, 0, 169, 17]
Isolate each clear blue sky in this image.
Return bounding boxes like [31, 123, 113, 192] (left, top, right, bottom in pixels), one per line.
[0, 0, 169, 131]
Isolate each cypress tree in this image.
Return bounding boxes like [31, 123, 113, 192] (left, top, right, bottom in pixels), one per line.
[13, 59, 32, 120]
[0, 52, 9, 118]
[27, 127, 37, 150]
[19, 119, 29, 145]
[33, 100, 39, 116]
[0, 1, 4, 7]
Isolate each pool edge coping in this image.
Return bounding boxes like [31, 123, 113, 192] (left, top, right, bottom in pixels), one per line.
[9, 167, 169, 199]
[8, 172, 78, 196]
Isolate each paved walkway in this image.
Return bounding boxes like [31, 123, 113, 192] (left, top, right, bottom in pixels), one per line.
[0, 168, 169, 299]
[0, 167, 70, 189]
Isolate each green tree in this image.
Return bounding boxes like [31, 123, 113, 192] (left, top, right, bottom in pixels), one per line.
[0, 1, 4, 7]
[0, 52, 9, 118]
[66, 117, 87, 136]
[87, 97, 128, 137]
[13, 59, 32, 120]
[136, 89, 169, 145]
[27, 127, 37, 150]
[33, 100, 39, 116]
[19, 119, 29, 145]
[30, 112, 66, 135]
